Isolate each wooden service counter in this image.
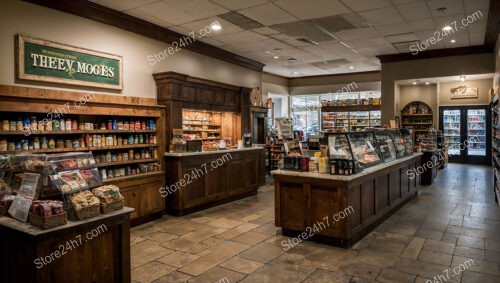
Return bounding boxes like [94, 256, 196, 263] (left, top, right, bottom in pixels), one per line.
[0, 208, 133, 283]
[165, 147, 263, 215]
[273, 154, 422, 248]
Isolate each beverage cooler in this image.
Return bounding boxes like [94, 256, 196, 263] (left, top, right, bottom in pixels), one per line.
[439, 105, 491, 164]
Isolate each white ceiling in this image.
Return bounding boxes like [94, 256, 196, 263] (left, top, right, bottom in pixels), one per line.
[397, 73, 494, 85]
[90, 0, 491, 77]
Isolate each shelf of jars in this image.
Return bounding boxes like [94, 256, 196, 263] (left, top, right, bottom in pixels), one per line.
[401, 101, 434, 145]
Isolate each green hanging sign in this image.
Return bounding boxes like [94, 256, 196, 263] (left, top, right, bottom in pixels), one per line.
[16, 34, 123, 90]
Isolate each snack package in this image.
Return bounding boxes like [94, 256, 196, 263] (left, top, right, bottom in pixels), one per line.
[92, 185, 123, 204]
[69, 190, 100, 210]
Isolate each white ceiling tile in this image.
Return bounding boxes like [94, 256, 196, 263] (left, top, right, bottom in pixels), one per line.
[341, 0, 392, 12]
[343, 37, 392, 49]
[252, 27, 280, 35]
[211, 30, 268, 45]
[336, 28, 382, 41]
[126, 7, 175, 27]
[359, 7, 405, 26]
[179, 18, 244, 37]
[209, 0, 269, 10]
[239, 3, 297, 26]
[468, 32, 484, 45]
[94, 0, 159, 12]
[385, 33, 419, 43]
[161, 0, 228, 18]
[463, 0, 490, 14]
[376, 22, 412, 35]
[274, 0, 350, 20]
[134, 2, 198, 25]
[390, 0, 424, 5]
[427, 0, 465, 17]
[408, 19, 435, 32]
[396, 2, 432, 21]
[167, 25, 194, 36]
[198, 37, 225, 47]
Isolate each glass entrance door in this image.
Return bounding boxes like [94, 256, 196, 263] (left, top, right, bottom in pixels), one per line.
[443, 109, 461, 156]
[467, 109, 486, 156]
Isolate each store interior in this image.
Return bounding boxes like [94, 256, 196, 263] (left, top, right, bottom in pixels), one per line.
[0, 0, 499, 282]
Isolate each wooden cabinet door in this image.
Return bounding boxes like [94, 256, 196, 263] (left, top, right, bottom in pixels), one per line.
[120, 188, 139, 219]
[182, 86, 197, 102]
[207, 163, 227, 198]
[227, 160, 245, 193]
[214, 89, 226, 105]
[139, 180, 166, 215]
[244, 156, 259, 190]
[226, 91, 240, 107]
[183, 167, 207, 208]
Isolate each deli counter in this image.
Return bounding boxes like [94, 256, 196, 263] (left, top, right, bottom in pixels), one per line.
[272, 129, 421, 248]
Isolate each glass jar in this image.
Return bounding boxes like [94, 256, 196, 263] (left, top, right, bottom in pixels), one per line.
[41, 137, 48, 149]
[78, 123, 85, 130]
[33, 137, 40, 149]
[60, 119, 65, 131]
[45, 120, 52, 131]
[106, 151, 112, 162]
[123, 121, 129, 131]
[65, 120, 72, 131]
[16, 119, 23, 131]
[8, 142, 16, 151]
[117, 137, 123, 146]
[117, 121, 123, 130]
[52, 120, 60, 131]
[128, 149, 134, 160]
[2, 120, 9, 131]
[49, 138, 56, 149]
[65, 139, 72, 148]
[30, 117, 37, 131]
[0, 139, 7, 151]
[153, 148, 158, 159]
[38, 121, 45, 131]
[9, 121, 17, 131]
[123, 152, 129, 160]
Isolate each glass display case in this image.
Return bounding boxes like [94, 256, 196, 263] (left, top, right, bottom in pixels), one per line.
[399, 128, 414, 156]
[374, 130, 397, 162]
[326, 132, 383, 171]
[388, 130, 408, 158]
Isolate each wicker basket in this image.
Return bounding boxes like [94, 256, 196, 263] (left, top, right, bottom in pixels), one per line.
[73, 204, 100, 220]
[29, 212, 67, 229]
[100, 198, 124, 214]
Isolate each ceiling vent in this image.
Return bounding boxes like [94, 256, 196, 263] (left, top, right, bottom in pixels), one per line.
[311, 59, 350, 69]
[219, 12, 264, 29]
[296, 37, 319, 45]
[391, 40, 421, 52]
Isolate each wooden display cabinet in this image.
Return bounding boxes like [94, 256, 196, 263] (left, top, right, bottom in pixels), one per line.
[401, 101, 434, 146]
[0, 85, 166, 226]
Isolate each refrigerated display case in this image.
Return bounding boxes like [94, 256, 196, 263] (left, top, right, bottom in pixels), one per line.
[322, 112, 336, 133]
[443, 109, 461, 155]
[370, 111, 382, 127]
[321, 109, 381, 132]
[374, 130, 397, 162]
[335, 112, 349, 132]
[439, 105, 491, 164]
[389, 129, 409, 158]
[326, 131, 383, 171]
[349, 111, 370, 130]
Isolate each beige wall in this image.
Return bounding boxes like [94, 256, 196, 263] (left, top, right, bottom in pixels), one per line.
[381, 53, 494, 124]
[399, 85, 438, 125]
[261, 72, 289, 100]
[0, 0, 261, 99]
[495, 34, 500, 94]
[438, 78, 492, 106]
[289, 71, 381, 95]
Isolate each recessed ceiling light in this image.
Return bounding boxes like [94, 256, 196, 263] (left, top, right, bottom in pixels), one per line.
[412, 82, 417, 85]
[210, 21, 221, 31]
[273, 55, 279, 59]
[442, 26, 453, 31]
[291, 72, 298, 75]
[450, 39, 456, 43]
[349, 66, 354, 70]
[425, 82, 430, 85]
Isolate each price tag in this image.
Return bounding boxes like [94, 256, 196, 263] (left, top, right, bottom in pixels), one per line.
[7, 173, 40, 222]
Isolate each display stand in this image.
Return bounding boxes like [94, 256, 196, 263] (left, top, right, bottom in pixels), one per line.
[401, 101, 434, 146]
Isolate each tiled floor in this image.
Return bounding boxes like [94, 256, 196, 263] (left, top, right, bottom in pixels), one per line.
[130, 164, 500, 282]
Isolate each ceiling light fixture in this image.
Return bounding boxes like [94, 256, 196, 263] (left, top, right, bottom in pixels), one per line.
[349, 66, 354, 70]
[450, 39, 456, 43]
[460, 75, 466, 82]
[273, 55, 279, 59]
[425, 82, 430, 85]
[442, 25, 453, 31]
[413, 81, 417, 85]
[210, 21, 221, 31]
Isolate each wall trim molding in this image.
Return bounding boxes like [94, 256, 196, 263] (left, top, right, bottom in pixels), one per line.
[377, 45, 493, 63]
[23, 0, 265, 72]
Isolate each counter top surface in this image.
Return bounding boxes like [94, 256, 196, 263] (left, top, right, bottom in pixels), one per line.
[165, 147, 264, 157]
[0, 207, 134, 236]
[272, 153, 422, 181]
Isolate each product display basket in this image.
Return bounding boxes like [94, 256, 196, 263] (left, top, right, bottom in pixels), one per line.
[73, 203, 100, 220]
[29, 211, 67, 229]
[100, 197, 124, 214]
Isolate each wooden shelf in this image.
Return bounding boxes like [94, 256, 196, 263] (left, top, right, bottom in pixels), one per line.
[0, 130, 156, 135]
[182, 129, 220, 132]
[96, 158, 158, 168]
[0, 143, 158, 154]
[322, 105, 381, 112]
[103, 171, 164, 183]
[182, 123, 220, 127]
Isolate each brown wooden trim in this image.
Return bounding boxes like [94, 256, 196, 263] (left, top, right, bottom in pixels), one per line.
[153, 72, 250, 91]
[0, 84, 160, 107]
[376, 45, 493, 63]
[290, 70, 381, 80]
[23, 0, 265, 72]
[262, 71, 290, 80]
[485, 0, 500, 47]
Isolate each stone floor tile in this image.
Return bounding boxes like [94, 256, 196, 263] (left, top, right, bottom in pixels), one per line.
[441, 232, 459, 244]
[452, 256, 500, 276]
[461, 270, 497, 283]
[179, 241, 250, 276]
[417, 250, 452, 266]
[231, 231, 271, 246]
[219, 256, 264, 274]
[454, 246, 485, 260]
[187, 267, 245, 283]
[338, 262, 381, 280]
[376, 268, 416, 283]
[131, 261, 176, 283]
[415, 228, 444, 241]
[401, 237, 425, 260]
[207, 218, 244, 229]
[457, 235, 485, 249]
[177, 226, 227, 242]
[423, 239, 456, 254]
[131, 240, 174, 269]
[151, 271, 193, 283]
[303, 268, 352, 282]
[238, 242, 286, 263]
[214, 223, 261, 240]
[156, 251, 200, 268]
[161, 221, 206, 236]
[141, 231, 178, 244]
[161, 238, 211, 254]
